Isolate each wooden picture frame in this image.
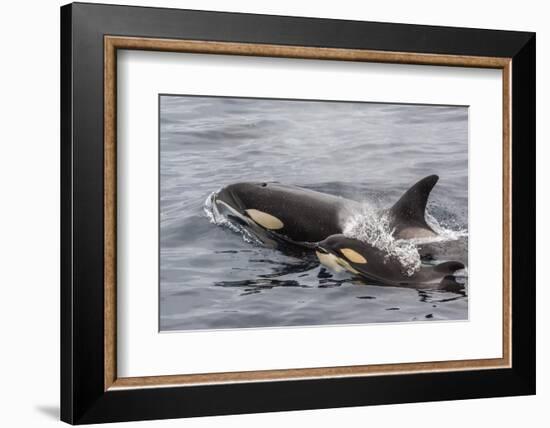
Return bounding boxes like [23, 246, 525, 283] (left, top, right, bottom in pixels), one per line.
[61, 2, 535, 424]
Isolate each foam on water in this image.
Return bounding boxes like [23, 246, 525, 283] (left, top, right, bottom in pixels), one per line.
[342, 203, 421, 276]
[425, 211, 468, 241]
[203, 190, 225, 226]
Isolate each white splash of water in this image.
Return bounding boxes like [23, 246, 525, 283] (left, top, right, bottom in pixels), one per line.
[342, 203, 422, 276]
[203, 190, 222, 224]
[425, 211, 468, 242]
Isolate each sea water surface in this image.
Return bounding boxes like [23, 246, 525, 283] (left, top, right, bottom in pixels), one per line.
[160, 95, 468, 331]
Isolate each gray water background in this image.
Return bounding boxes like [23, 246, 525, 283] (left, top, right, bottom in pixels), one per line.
[160, 95, 468, 331]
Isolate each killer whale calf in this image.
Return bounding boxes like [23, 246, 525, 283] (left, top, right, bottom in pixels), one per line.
[315, 234, 464, 290]
[212, 174, 440, 247]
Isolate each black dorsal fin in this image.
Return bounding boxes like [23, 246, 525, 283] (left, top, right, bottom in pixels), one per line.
[389, 175, 439, 231]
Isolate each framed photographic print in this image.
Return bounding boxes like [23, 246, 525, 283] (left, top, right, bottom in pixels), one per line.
[60, 2, 536, 424]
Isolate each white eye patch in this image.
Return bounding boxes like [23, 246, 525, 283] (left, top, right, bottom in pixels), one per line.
[245, 209, 284, 230]
[340, 248, 368, 264]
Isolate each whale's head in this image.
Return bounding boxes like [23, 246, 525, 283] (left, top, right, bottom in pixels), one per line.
[214, 183, 248, 214]
[213, 182, 287, 231]
[315, 234, 371, 276]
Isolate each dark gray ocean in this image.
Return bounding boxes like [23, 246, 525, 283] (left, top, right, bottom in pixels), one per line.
[159, 95, 468, 331]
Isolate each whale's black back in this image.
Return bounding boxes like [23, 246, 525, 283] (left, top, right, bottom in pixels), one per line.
[234, 183, 350, 244]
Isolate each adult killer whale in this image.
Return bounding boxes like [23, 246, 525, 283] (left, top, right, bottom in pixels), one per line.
[212, 175, 440, 248]
[316, 234, 465, 290]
